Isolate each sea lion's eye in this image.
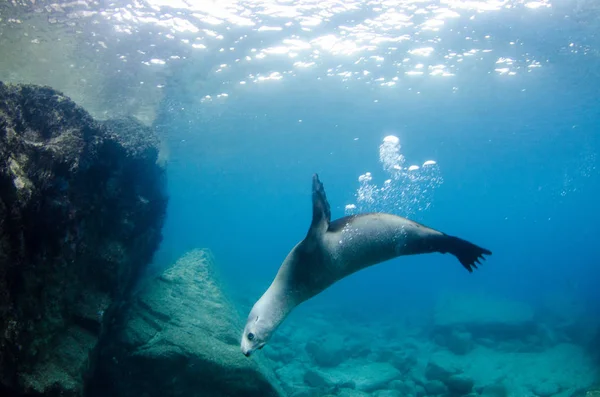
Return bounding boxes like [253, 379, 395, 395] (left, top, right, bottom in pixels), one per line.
[247, 332, 255, 341]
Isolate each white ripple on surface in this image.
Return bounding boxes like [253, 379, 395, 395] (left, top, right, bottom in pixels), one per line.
[4, 0, 563, 106]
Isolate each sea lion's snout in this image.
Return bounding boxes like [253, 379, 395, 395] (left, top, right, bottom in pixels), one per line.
[241, 341, 262, 357]
[240, 342, 252, 357]
[241, 309, 269, 357]
[240, 332, 256, 357]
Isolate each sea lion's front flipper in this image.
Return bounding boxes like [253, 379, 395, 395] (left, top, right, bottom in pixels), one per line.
[307, 174, 331, 240]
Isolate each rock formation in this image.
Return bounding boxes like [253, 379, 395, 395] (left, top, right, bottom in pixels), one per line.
[87, 249, 285, 397]
[0, 82, 168, 396]
[432, 293, 538, 352]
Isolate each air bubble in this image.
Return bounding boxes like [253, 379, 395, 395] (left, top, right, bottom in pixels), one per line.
[345, 134, 443, 217]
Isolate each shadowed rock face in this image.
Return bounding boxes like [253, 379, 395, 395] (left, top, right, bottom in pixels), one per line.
[87, 249, 286, 397]
[0, 82, 168, 396]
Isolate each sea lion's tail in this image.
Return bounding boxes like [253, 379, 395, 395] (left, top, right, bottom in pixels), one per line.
[441, 235, 492, 273]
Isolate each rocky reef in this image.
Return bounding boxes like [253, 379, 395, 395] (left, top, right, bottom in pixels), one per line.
[0, 82, 168, 396]
[261, 294, 598, 397]
[431, 293, 539, 354]
[0, 82, 284, 397]
[87, 249, 285, 397]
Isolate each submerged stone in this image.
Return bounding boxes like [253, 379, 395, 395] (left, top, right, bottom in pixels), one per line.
[336, 388, 371, 397]
[314, 361, 401, 392]
[304, 368, 332, 388]
[433, 293, 537, 347]
[305, 333, 367, 367]
[531, 382, 561, 397]
[372, 389, 401, 397]
[425, 356, 461, 382]
[424, 379, 448, 395]
[445, 374, 475, 395]
[87, 249, 285, 397]
[479, 383, 509, 397]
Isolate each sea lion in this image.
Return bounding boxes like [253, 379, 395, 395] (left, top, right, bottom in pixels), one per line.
[240, 174, 491, 357]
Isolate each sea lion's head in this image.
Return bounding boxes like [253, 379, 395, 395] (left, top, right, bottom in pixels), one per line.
[240, 256, 298, 357]
[240, 307, 269, 357]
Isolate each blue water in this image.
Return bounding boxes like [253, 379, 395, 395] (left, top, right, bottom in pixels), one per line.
[160, 79, 600, 319]
[157, 43, 600, 321]
[125, 0, 600, 331]
[3, 0, 599, 393]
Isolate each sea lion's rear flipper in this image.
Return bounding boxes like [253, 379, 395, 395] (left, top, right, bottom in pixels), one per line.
[441, 235, 492, 273]
[307, 174, 331, 240]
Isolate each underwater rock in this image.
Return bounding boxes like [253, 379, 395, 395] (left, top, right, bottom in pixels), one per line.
[424, 379, 448, 395]
[425, 356, 462, 382]
[445, 374, 475, 395]
[433, 293, 537, 347]
[290, 388, 329, 397]
[531, 382, 561, 397]
[87, 249, 285, 397]
[372, 389, 401, 397]
[435, 330, 473, 355]
[389, 379, 417, 395]
[0, 83, 167, 396]
[478, 383, 509, 397]
[305, 336, 348, 367]
[276, 361, 308, 393]
[335, 388, 371, 397]
[305, 333, 369, 367]
[266, 343, 295, 364]
[388, 349, 419, 374]
[304, 368, 332, 388]
[584, 384, 600, 397]
[313, 361, 401, 392]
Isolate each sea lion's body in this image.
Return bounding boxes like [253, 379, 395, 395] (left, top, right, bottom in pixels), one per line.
[240, 174, 491, 357]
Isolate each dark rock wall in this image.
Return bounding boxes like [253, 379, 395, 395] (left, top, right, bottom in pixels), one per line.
[0, 83, 167, 396]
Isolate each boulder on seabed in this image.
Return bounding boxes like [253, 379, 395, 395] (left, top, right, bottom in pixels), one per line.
[388, 348, 419, 374]
[425, 355, 461, 382]
[87, 249, 285, 397]
[446, 374, 475, 395]
[433, 293, 537, 348]
[424, 354, 477, 395]
[530, 382, 562, 397]
[336, 388, 371, 397]
[389, 379, 417, 395]
[434, 329, 473, 355]
[424, 380, 448, 395]
[0, 83, 167, 396]
[478, 383, 509, 397]
[314, 361, 401, 392]
[372, 389, 401, 397]
[305, 333, 370, 368]
[304, 368, 332, 388]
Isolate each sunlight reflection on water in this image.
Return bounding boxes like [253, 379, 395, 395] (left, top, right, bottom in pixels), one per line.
[7, 0, 563, 103]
